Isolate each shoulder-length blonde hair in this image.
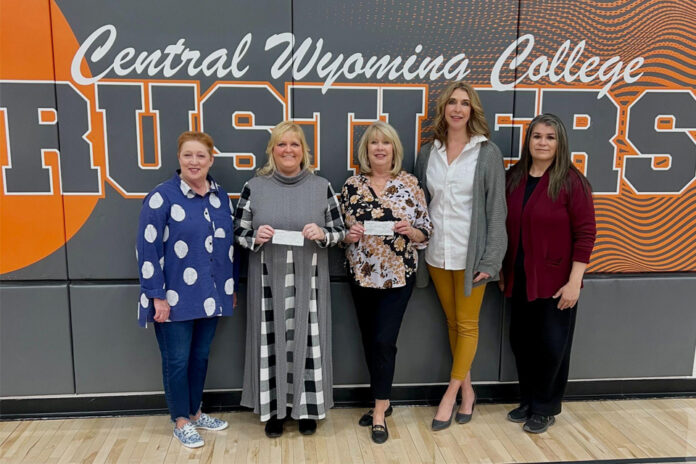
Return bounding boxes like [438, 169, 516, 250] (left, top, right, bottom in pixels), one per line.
[257, 121, 313, 176]
[430, 81, 490, 144]
[357, 121, 403, 176]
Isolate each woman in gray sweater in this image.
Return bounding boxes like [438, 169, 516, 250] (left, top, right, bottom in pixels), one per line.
[234, 121, 346, 438]
[414, 82, 507, 430]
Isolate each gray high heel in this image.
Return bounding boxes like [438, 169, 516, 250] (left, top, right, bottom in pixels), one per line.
[431, 402, 457, 431]
[455, 391, 476, 424]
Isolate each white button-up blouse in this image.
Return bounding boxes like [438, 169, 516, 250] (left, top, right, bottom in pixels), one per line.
[425, 135, 487, 270]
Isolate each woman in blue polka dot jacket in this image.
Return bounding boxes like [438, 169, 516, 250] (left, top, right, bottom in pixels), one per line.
[136, 131, 238, 449]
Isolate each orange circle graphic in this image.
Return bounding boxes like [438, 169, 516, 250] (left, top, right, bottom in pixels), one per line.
[0, 0, 103, 274]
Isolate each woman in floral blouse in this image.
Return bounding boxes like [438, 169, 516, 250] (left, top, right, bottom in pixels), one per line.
[341, 121, 432, 444]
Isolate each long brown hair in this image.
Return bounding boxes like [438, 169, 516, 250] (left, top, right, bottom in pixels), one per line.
[430, 81, 490, 144]
[507, 114, 591, 201]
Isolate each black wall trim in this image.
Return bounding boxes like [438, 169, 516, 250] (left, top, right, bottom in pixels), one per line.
[2, 378, 694, 420]
[526, 458, 696, 464]
[3, 271, 696, 287]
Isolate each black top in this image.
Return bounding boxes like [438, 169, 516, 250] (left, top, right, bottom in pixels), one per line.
[514, 174, 542, 273]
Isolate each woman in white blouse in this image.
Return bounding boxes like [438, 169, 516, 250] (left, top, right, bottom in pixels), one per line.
[414, 82, 507, 430]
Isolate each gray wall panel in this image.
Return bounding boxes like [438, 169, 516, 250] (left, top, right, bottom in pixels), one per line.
[70, 284, 162, 393]
[571, 277, 696, 379]
[500, 276, 696, 381]
[331, 283, 370, 385]
[70, 283, 247, 394]
[201, 289, 247, 390]
[0, 246, 68, 281]
[0, 285, 74, 396]
[471, 285, 504, 381]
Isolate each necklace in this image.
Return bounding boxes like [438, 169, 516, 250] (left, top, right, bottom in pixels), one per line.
[368, 174, 390, 196]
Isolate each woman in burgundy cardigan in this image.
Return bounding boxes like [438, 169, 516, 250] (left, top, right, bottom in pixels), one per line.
[500, 114, 596, 434]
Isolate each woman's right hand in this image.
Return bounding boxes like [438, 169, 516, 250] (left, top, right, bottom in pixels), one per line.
[254, 225, 275, 245]
[153, 298, 170, 322]
[344, 223, 365, 243]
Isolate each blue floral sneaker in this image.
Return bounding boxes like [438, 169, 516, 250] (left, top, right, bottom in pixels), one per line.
[173, 422, 204, 448]
[191, 412, 228, 431]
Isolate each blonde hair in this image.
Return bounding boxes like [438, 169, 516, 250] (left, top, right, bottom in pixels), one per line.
[257, 121, 312, 176]
[357, 121, 403, 176]
[430, 81, 490, 144]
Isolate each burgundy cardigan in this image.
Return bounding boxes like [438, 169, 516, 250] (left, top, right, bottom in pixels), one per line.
[502, 170, 596, 301]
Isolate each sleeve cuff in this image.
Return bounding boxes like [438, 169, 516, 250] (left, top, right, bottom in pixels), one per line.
[572, 252, 592, 264]
[416, 227, 431, 241]
[249, 231, 263, 252]
[315, 228, 330, 248]
[476, 264, 499, 280]
[144, 289, 166, 299]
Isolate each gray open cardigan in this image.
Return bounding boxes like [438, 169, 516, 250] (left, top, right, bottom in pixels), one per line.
[414, 140, 508, 296]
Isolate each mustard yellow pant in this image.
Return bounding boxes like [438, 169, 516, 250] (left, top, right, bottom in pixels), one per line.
[428, 265, 486, 380]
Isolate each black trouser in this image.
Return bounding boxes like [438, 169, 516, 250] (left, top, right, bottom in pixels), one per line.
[510, 271, 577, 416]
[349, 275, 415, 400]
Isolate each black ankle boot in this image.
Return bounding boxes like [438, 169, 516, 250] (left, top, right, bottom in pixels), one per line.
[299, 419, 317, 435]
[264, 416, 285, 438]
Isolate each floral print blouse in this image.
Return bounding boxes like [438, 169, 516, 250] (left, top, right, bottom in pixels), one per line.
[341, 171, 432, 289]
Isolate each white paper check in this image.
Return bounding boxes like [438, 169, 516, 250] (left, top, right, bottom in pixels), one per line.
[272, 229, 305, 246]
[364, 220, 395, 236]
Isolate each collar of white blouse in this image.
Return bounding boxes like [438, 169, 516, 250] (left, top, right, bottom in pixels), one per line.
[434, 135, 487, 165]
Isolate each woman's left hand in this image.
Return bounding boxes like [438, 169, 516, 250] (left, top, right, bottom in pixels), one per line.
[395, 220, 425, 243]
[394, 220, 412, 237]
[473, 271, 491, 283]
[344, 223, 364, 243]
[553, 281, 581, 310]
[303, 223, 326, 242]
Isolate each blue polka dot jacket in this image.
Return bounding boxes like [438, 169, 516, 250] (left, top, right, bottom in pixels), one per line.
[136, 172, 239, 327]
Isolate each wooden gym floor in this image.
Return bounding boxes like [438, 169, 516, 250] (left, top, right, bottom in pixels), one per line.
[1, 398, 695, 463]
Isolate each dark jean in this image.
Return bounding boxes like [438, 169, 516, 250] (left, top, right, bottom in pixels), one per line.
[154, 317, 219, 422]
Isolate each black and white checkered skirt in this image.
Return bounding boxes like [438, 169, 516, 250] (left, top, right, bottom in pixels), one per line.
[258, 249, 325, 421]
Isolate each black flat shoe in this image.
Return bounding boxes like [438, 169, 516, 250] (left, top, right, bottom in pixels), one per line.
[299, 419, 317, 435]
[358, 405, 393, 427]
[523, 414, 555, 434]
[371, 423, 388, 444]
[264, 416, 285, 438]
[455, 391, 476, 424]
[506, 404, 530, 423]
[431, 403, 456, 431]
